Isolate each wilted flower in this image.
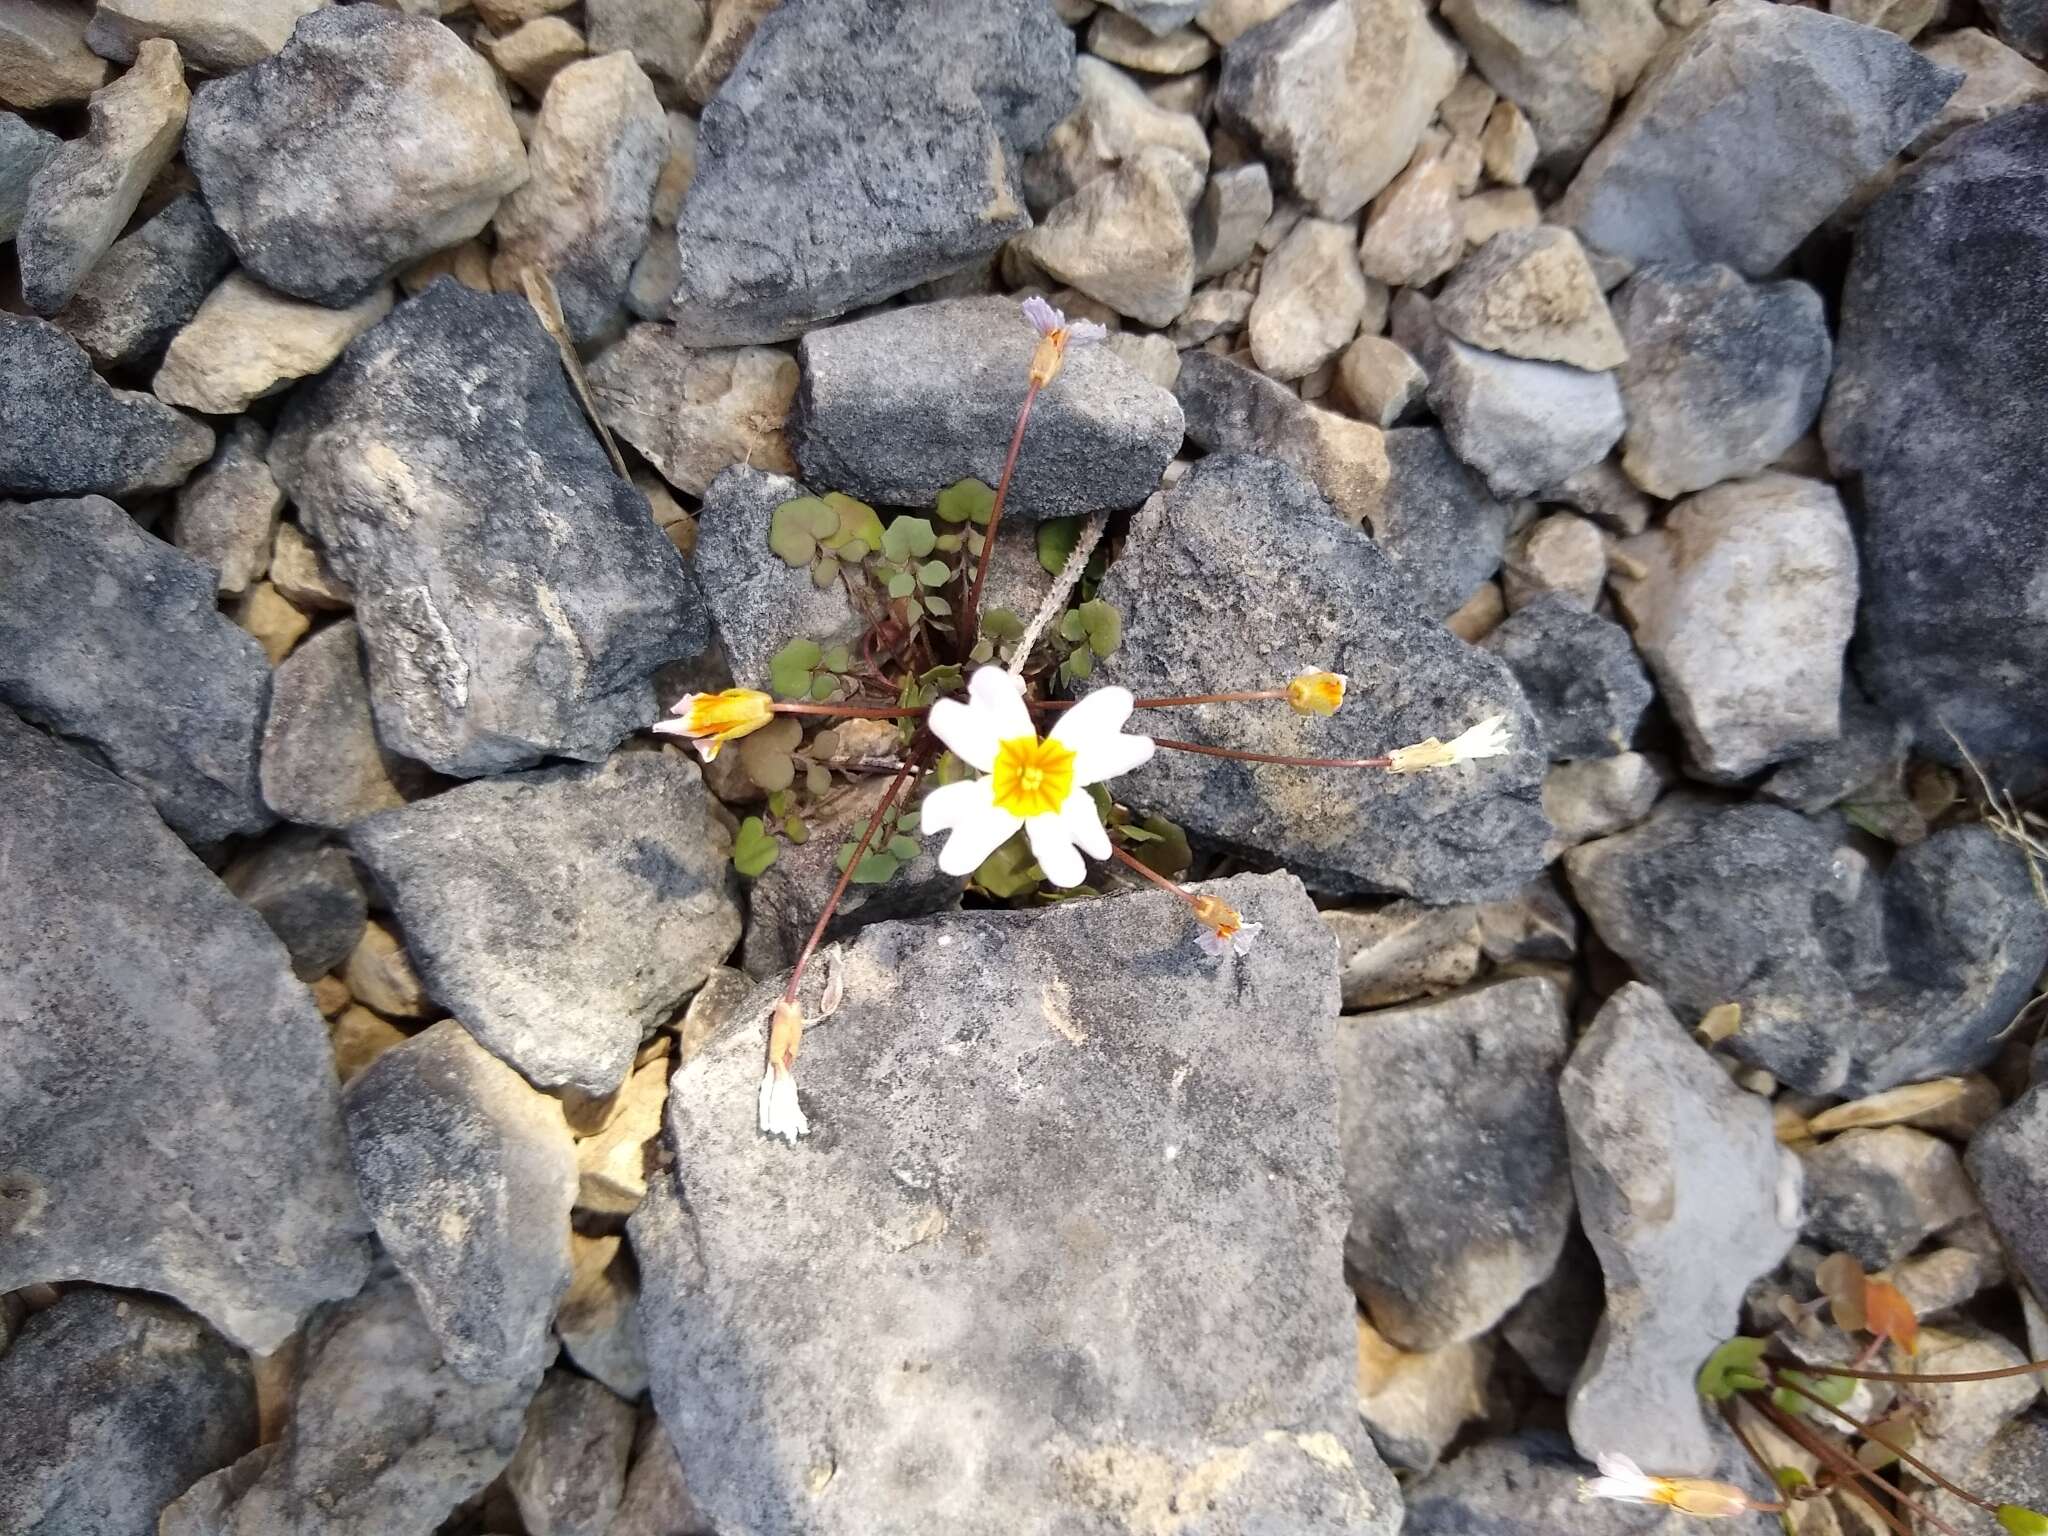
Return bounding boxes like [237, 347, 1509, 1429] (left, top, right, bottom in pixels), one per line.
[1190, 893, 1261, 957]
[759, 998, 809, 1143]
[1579, 1453, 1757, 1518]
[921, 667, 1152, 888]
[1386, 713, 1513, 773]
[654, 688, 777, 762]
[1021, 295, 1109, 388]
[1287, 670, 1348, 717]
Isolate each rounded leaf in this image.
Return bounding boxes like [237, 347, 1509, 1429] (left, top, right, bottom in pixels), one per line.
[1037, 516, 1081, 575]
[917, 559, 951, 588]
[936, 478, 996, 526]
[732, 817, 780, 878]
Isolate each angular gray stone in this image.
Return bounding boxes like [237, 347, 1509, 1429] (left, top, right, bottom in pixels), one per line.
[633, 873, 1402, 1536]
[17, 38, 188, 314]
[609, 1418, 708, 1536]
[86, 0, 328, 74]
[1613, 264, 1833, 499]
[1542, 753, 1665, 856]
[1095, 454, 1550, 901]
[1562, 982, 1804, 1474]
[1614, 474, 1858, 781]
[793, 296, 1184, 521]
[0, 708, 371, 1352]
[1015, 147, 1196, 326]
[1249, 216, 1371, 380]
[183, 1270, 550, 1536]
[490, 50, 667, 342]
[1565, 797, 2048, 1095]
[1821, 107, 2048, 760]
[346, 1021, 577, 1383]
[1367, 428, 1511, 620]
[1326, 901, 1483, 1012]
[276, 281, 704, 778]
[1800, 1125, 1982, 1269]
[1407, 1431, 1698, 1536]
[259, 619, 430, 830]
[0, 495, 272, 844]
[690, 466, 864, 690]
[1024, 54, 1210, 219]
[670, 0, 1076, 344]
[225, 833, 368, 981]
[1555, 0, 1961, 274]
[1499, 1229, 1606, 1398]
[505, 1371, 637, 1536]
[588, 0, 705, 104]
[1480, 594, 1653, 761]
[1758, 686, 1913, 817]
[0, 108, 58, 241]
[0, 0, 109, 109]
[350, 752, 741, 1096]
[1191, 160, 1272, 280]
[554, 1233, 647, 1397]
[1103, 0, 1203, 29]
[0, 1288, 256, 1536]
[185, 5, 528, 306]
[1966, 1079, 2048, 1308]
[1339, 977, 1575, 1350]
[1982, 0, 2048, 59]
[0, 316, 214, 499]
[1432, 226, 1629, 372]
[174, 419, 284, 598]
[588, 324, 798, 497]
[48, 192, 236, 370]
[1913, 28, 2048, 152]
[1923, 1414, 2048, 1536]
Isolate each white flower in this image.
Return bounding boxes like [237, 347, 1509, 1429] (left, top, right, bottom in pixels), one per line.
[1021, 294, 1108, 346]
[758, 1064, 808, 1143]
[1196, 919, 1263, 958]
[1579, 1453, 1756, 1519]
[1581, 1453, 1660, 1505]
[1386, 713, 1514, 773]
[921, 668, 1153, 888]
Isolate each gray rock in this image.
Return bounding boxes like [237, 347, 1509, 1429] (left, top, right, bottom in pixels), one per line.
[793, 296, 1184, 521]
[346, 1021, 577, 1383]
[1542, 753, 1666, 856]
[0, 495, 272, 844]
[609, 1418, 709, 1536]
[1913, 28, 2048, 152]
[1406, 1431, 1697, 1536]
[1907, 1324, 2047, 1486]
[0, 708, 371, 1352]
[17, 38, 188, 314]
[186, 1270, 550, 1536]
[260, 619, 431, 830]
[1095, 454, 1550, 901]
[632, 872, 1402, 1536]
[490, 51, 667, 342]
[175, 419, 284, 598]
[1339, 977, 1575, 1349]
[1367, 428, 1512, 619]
[1432, 226, 1629, 372]
[0, 109, 58, 241]
[1191, 161, 1272, 280]
[1966, 1079, 2048, 1308]
[0, 316, 214, 499]
[1562, 982, 1803, 1473]
[1923, 1414, 2048, 1536]
[277, 281, 703, 778]
[0, 1288, 256, 1536]
[1821, 107, 2048, 760]
[1325, 901, 1483, 1012]
[1564, 798, 2048, 1096]
[0, 0, 109, 109]
[225, 833, 367, 981]
[506, 1371, 637, 1536]
[671, 0, 1075, 344]
[1982, 0, 2048, 58]
[588, 0, 705, 104]
[1015, 147, 1196, 326]
[350, 752, 741, 1096]
[1499, 1227, 1606, 1396]
[49, 193, 236, 370]
[86, 0, 327, 74]
[185, 6, 528, 306]
[555, 1233, 647, 1398]
[1554, 0, 1961, 274]
[1249, 216, 1372, 380]
[1758, 687, 1913, 817]
[690, 466, 864, 690]
[1614, 474, 1858, 781]
[1025, 54, 1210, 219]
[1800, 1126, 1982, 1269]
[1102, 0, 1203, 29]
[1539, 456, 1651, 537]
[1353, 1321, 1494, 1475]
[1480, 593, 1653, 761]
[1612, 264, 1833, 499]
[588, 324, 798, 497]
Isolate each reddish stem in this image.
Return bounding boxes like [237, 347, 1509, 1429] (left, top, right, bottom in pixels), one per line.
[957, 379, 1042, 661]
[1032, 691, 1293, 711]
[1761, 1353, 2048, 1385]
[1759, 1397, 1966, 1536]
[1766, 1369, 1999, 1512]
[772, 702, 929, 720]
[1106, 842, 1202, 909]
[1149, 736, 1395, 770]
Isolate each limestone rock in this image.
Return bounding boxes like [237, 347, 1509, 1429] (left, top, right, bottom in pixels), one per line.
[0, 107, 57, 240]
[86, 0, 327, 74]
[1326, 902, 1483, 1012]
[1025, 54, 1209, 217]
[1090, 10, 1215, 72]
[343, 918, 436, 1022]
[1964, 1080, 2048, 1308]
[486, 15, 587, 99]
[1541, 752, 1665, 855]
[1554, 0, 1961, 274]
[1373, 426, 1512, 618]
[0, 0, 109, 108]
[1481, 594, 1652, 760]
[506, 1371, 637, 1536]
[1614, 474, 1858, 781]
[49, 193, 235, 369]
[175, 419, 285, 598]
[587, 0, 704, 104]
[349, 752, 741, 1096]
[1355, 1319, 1494, 1475]
[1338, 335, 1428, 427]
[609, 1419, 708, 1536]
[1094, 454, 1549, 901]
[185, 5, 528, 305]
[1479, 100, 1538, 184]
[276, 281, 703, 778]
[1800, 1125, 1982, 1269]
[1017, 147, 1196, 327]
[0, 708, 371, 1351]
[671, 0, 1075, 343]
[589, 324, 797, 497]
[260, 619, 429, 830]
[574, 1055, 669, 1217]
[1912, 28, 2048, 151]
[1192, 160, 1272, 279]
[1101, 0, 1204, 32]
[1357, 153, 1464, 288]
[156, 274, 395, 416]
[1563, 983, 1804, 1473]
[1249, 216, 1369, 379]
[267, 520, 352, 611]
[17, 38, 188, 314]
[792, 296, 1184, 520]
[1408, 1432, 1700, 1536]
[225, 833, 368, 981]
[1981, 0, 2048, 60]
[1433, 226, 1626, 372]
[1502, 510, 1605, 613]
[555, 1233, 647, 1397]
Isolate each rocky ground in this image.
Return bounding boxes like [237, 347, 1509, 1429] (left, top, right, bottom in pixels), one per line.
[2, 0, 2047, 1533]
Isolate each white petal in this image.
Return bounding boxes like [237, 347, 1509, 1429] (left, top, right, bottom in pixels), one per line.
[917, 777, 992, 836]
[1232, 921, 1264, 955]
[758, 1066, 809, 1143]
[1595, 1453, 1644, 1483]
[1067, 318, 1109, 345]
[928, 697, 999, 773]
[935, 798, 1023, 877]
[967, 666, 1035, 741]
[1020, 294, 1062, 337]
[1071, 728, 1154, 787]
[1026, 814, 1086, 888]
[1049, 685, 1135, 752]
[1195, 926, 1228, 958]
[1055, 784, 1111, 859]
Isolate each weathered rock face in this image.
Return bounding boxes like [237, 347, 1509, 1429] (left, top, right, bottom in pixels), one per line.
[1016, 147, 1196, 326]
[1431, 227, 1628, 373]
[0, 1288, 257, 1536]
[86, 0, 328, 74]
[505, 1371, 638, 1536]
[1562, 983, 1804, 1474]
[225, 833, 368, 981]
[1554, 0, 1960, 273]
[184, 6, 528, 306]
[1799, 1125, 1982, 1269]
[1095, 455, 1550, 902]
[670, 0, 1076, 344]
[0, 0, 110, 109]
[1407, 1431, 1699, 1536]
[156, 274, 396, 417]
[793, 297, 1184, 520]
[49, 193, 237, 370]
[260, 619, 431, 830]
[275, 281, 704, 778]
[1249, 217, 1372, 380]
[1338, 977, 1575, 1351]
[1565, 798, 2048, 1096]
[633, 874, 1402, 1536]
[175, 420, 286, 598]
[0, 108, 59, 241]
[0, 316, 214, 499]
[1024, 54, 1209, 218]
[0, 495, 273, 845]
[1822, 107, 2048, 761]
[350, 751, 740, 1097]
[186, 1270, 551, 1536]
[1480, 594, 1654, 761]
[0, 709, 371, 1352]
[589, 324, 797, 497]
[1371, 428, 1512, 620]
[346, 1021, 578, 1384]
[1966, 1079, 2048, 1307]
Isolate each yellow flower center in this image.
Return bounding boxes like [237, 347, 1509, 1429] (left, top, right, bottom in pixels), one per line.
[990, 733, 1076, 819]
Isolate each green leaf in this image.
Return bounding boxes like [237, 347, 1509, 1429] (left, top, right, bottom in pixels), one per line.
[766, 789, 790, 817]
[768, 638, 822, 699]
[936, 478, 997, 526]
[732, 817, 779, 878]
[934, 532, 962, 554]
[981, 607, 1025, 643]
[835, 844, 900, 884]
[808, 673, 837, 702]
[822, 492, 882, 554]
[970, 638, 994, 663]
[1131, 814, 1191, 878]
[1697, 1337, 1772, 1401]
[894, 806, 920, 834]
[784, 814, 808, 843]
[821, 643, 852, 673]
[1998, 1509, 2048, 1536]
[1077, 599, 1122, 655]
[917, 559, 951, 587]
[887, 834, 921, 862]
[1059, 608, 1088, 644]
[920, 664, 964, 694]
[887, 570, 917, 600]
[1064, 644, 1094, 681]
[1774, 1468, 1810, 1493]
[882, 516, 937, 563]
[972, 832, 1043, 899]
[923, 594, 952, 616]
[1038, 516, 1081, 575]
[811, 553, 840, 589]
[805, 763, 831, 797]
[770, 498, 834, 565]
[903, 598, 924, 623]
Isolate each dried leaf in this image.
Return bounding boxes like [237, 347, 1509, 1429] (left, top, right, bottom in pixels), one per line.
[1806, 1078, 1968, 1136]
[1863, 1279, 1919, 1355]
[1817, 1253, 1868, 1334]
[816, 947, 844, 1021]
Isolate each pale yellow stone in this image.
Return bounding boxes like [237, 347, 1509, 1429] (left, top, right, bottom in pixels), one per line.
[155, 275, 394, 415]
[235, 581, 310, 665]
[484, 13, 586, 97]
[330, 1004, 408, 1083]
